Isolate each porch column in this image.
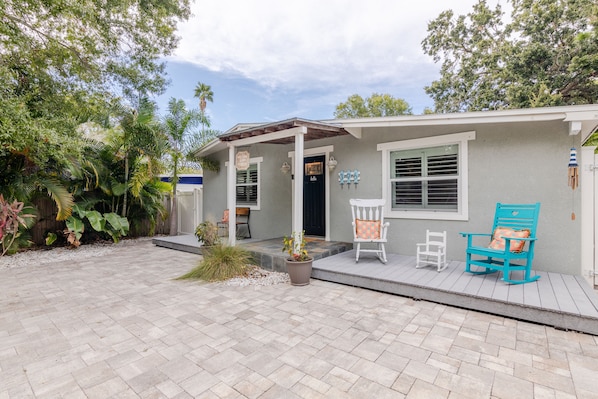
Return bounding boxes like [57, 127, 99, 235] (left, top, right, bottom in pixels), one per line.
[227, 144, 237, 246]
[292, 127, 307, 251]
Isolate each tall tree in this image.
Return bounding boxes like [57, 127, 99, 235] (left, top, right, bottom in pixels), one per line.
[422, 0, 598, 112]
[162, 98, 200, 235]
[0, 0, 191, 222]
[334, 93, 412, 118]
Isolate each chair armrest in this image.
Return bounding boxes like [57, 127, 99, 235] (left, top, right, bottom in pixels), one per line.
[500, 236, 536, 241]
[460, 232, 491, 237]
[380, 222, 390, 239]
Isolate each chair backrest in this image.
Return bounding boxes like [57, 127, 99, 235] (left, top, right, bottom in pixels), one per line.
[426, 230, 446, 247]
[236, 207, 250, 223]
[492, 203, 541, 237]
[350, 199, 385, 223]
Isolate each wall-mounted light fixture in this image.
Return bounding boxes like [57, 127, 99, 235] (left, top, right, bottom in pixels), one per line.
[281, 161, 291, 175]
[327, 155, 338, 172]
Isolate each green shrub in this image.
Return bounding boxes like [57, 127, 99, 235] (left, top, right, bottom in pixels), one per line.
[177, 244, 253, 282]
[194, 221, 220, 247]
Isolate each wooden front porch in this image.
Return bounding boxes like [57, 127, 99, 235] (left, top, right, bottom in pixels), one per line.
[312, 250, 598, 336]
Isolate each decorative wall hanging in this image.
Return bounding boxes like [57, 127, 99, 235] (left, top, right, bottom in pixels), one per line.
[236, 150, 250, 171]
[338, 170, 360, 187]
[568, 147, 579, 221]
[568, 147, 579, 190]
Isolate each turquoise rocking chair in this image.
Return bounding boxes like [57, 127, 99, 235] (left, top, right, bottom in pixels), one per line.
[460, 203, 541, 284]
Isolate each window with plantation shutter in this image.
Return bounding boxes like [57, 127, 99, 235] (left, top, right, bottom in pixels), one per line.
[391, 146, 458, 211]
[236, 163, 259, 206]
[377, 131, 475, 221]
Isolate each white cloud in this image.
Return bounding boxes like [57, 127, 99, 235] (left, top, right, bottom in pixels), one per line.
[173, 0, 499, 92]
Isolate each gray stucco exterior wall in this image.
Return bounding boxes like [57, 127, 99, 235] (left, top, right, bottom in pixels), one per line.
[203, 119, 582, 275]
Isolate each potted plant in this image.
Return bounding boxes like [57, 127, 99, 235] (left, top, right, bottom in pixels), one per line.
[195, 221, 221, 254]
[282, 231, 313, 286]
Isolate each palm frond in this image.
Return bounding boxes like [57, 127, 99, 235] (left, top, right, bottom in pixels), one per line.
[38, 177, 75, 220]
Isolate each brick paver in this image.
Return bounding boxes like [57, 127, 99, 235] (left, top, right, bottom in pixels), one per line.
[1, 240, 597, 398]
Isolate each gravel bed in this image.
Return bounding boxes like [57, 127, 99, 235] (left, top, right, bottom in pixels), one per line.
[0, 238, 152, 270]
[219, 265, 290, 287]
[0, 237, 291, 286]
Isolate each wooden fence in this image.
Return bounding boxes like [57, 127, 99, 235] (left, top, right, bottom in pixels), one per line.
[29, 196, 171, 246]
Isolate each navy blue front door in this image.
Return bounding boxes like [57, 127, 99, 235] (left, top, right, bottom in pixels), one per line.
[303, 156, 325, 236]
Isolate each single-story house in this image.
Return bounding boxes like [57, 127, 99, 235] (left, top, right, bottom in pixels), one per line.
[195, 105, 598, 285]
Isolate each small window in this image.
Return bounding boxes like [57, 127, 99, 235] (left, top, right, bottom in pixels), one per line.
[236, 163, 258, 206]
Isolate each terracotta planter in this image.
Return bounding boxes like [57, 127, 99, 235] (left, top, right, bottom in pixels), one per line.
[285, 258, 313, 286]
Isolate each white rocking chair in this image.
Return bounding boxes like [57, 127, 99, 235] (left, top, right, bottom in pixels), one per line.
[416, 230, 447, 272]
[350, 199, 389, 263]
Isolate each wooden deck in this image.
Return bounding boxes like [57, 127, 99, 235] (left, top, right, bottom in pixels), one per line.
[312, 250, 598, 336]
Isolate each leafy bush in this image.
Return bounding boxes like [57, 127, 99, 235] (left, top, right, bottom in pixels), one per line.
[177, 244, 253, 282]
[0, 195, 35, 256]
[194, 221, 220, 247]
[62, 203, 130, 247]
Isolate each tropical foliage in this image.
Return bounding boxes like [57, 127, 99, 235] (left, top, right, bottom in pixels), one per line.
[0, 195, 35, 255]
[422, 0, 598, 112]
[0, 0, 192, 249]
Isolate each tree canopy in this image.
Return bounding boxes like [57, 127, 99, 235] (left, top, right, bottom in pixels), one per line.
[0, 0, 192, 243]
[334, 93, 412, 118]
[422, 0, 598, 112]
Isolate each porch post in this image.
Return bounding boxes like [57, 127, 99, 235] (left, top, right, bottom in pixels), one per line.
[292, 127, 307, 252]
[227, 144, 237, 246]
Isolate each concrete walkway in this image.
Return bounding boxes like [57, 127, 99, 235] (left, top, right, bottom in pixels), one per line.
[1, 240, 597, 398]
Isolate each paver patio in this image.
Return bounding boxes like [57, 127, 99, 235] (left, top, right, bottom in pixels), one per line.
[1, 239, 597, 398]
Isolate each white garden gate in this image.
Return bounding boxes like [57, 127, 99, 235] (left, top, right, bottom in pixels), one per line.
[176, 187, 203, 235]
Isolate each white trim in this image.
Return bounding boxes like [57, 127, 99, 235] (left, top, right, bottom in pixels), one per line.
[227, 145, 236, 245]
[229, 126, 307, 147]
[378, 131, 476, 221]
[581, 146, 597, 286]
[288, 145, 334, 241]
[225, 156, 263, 211]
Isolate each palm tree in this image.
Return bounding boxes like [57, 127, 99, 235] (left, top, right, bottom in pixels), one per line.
[193, 82, 214, 114]
[163, 98, 200, 235]
[117, 98, 164, 217]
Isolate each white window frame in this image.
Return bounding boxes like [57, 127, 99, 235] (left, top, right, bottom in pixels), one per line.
[226, 156, 262, 210]
[377, 132, 475, 221]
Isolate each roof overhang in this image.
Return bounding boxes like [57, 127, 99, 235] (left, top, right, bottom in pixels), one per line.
[195, 105, 598, 157]
[195, 118, 353, 157]
[219, 118, 352, 144]
[326, 104, 598, 143]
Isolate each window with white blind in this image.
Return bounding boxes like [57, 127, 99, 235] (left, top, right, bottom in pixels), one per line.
[236, 163, 259, 206]
[377, 131, 475, 220]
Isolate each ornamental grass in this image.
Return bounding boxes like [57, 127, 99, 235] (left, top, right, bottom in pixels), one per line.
[176, 244, 254, 282]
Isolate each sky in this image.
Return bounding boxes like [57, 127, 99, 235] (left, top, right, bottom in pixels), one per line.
[155, 0, 507, 133]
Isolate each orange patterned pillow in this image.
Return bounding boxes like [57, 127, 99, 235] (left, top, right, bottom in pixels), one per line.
[222, 209, 229, 223]
[488, 227, 530, 252]
[355, 219, 381, 239]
